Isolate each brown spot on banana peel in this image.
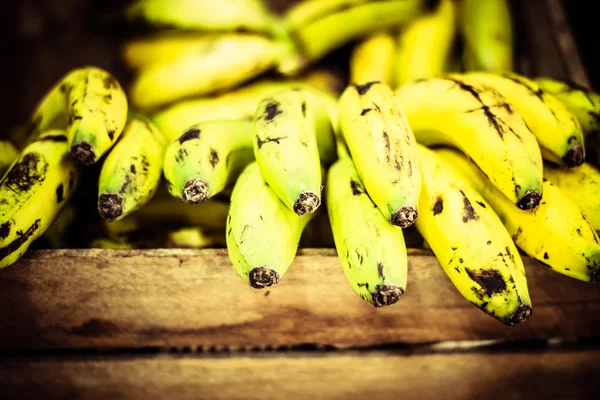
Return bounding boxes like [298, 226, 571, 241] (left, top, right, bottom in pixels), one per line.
[373, 284, 403, 308]
[209, 148, 219, 168]
[301, 102, 306, 118]
[562, 144, 584, 167]
[354, 81, 379, 95]
[56, 184, 64, 203]
[433, 197, 443, 215]
[263, 102, 283, 121]
[293, 191, 321, 216]
[5, 153, 46, 193]
[0, 222, 10, 240]
[70, 142, 97, 166]
[130, 165, 136, 174]
[377, 262, 385, 279]
[178, 127, 201, 144]
[68, 172, 75, 191]
[119, 175, 132, 194]
[459, 190, 478, 222]
[350, 180, 363, 195]
[249, 267, 280, 289]
[361, 108, 372, 116]
[382, 131, 391, 162]
[391, 205, 418, 228]
[256, 136, 289, 149]
[465, 268, 507, 298]
[516, 190, 542, 210]
[98, 193, 124, 222]
[0, 219, 41, 262]
[506, 303, 533, 326]
[38, 134, 68, 142]
[182, 178, 210, 204]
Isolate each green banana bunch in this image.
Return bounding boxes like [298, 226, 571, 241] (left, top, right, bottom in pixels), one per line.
[459, 0, 513, 72]
[226, 162, 314, 289]
[130, 34, 279, 110]
[395, 0, 456, 88]
[350, 30, 396, 87]
[544, 162, 600, 234]
[0, 140, 19, 177]
[459, 72, 584, 167]
[28, 66, 129, 166]
[415, 144, 532, 326]
[163, 119, 255, 204]
[437, 148, 600, 283]
[338, 81, 421, 228]
[97, 115, 167, 222]
[125, 0, 275, 33]
[0, 129, 80, 269]
[253, 87, 336, 216]
[395, 76, 544, 210]
[327, 154, 407, 307]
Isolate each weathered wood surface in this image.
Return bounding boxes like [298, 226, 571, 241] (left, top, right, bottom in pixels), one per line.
[1, 347, 599, 400]
[0, 249, 598, 350]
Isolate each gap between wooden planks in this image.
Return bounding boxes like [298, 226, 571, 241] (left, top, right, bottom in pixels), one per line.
[0, 248, 598, 351]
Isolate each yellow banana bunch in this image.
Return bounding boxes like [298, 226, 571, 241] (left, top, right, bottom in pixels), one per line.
[416, 145, 532, 326]
[437, 148, 600, 283]
[396, 76, 543, 210]
[350, 30, 396, 87]
[395, 0, 456, 88]
[459, 72, 584, 167]
[97, 116, 167, 222]
[544, 162, 600, 234]
[327, 154, 407, 307]
[0, 129, 80, 269]
[0, 140, 19, 177]
[226, 162, 314, 289]
[339, 81, 421, 228]
[459, 0, 513, 72]
[163, 119, 255, 204]
[130, 34, 279, 109]
[253, 87, 336, 216]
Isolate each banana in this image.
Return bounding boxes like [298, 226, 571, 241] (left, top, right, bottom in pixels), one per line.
[297, 67, 345, 96]
[130, 34, 278, 110]
[0, 129, 80, 269]
[395, 0, 456, 88]
[163, 119, 255, 205]
[125, 0, 275, 33]
[543, 162, 600, 234]
[253, 87, 336, 216]
[350, 30, 396, 87]
[165, 227, 225, 249]
[338, 81, 421, 228]
[226, 162, 314, 289]
[41, 203, 77, 249]
[395, 76, 544, 209]
[285, 0, 371, 30]
[0, 140, 19, 178]
[459, 0, 513, 72]
[327, 155, 407, 307]
[437, 147, 600, 283]
[97, 115, 167, 222]
[459, 71, 584, 167]
[415, 144, 532, 326]
[90, 237, 136, 249]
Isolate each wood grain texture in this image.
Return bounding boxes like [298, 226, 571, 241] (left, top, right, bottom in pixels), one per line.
[0, 249, 598, 350]
[1, 348, 599, 400]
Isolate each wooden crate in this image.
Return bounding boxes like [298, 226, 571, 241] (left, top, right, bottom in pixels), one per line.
[1, 0, 599, 399]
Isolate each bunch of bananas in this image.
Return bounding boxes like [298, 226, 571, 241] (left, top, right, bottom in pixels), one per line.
[2, 0, 600, 328]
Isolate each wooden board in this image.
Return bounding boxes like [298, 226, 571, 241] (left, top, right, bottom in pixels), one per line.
[1, 347, 599, 399]
[0, 249, 598, 351]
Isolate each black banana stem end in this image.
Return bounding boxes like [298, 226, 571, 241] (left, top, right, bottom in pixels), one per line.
[391, 206, 418, 228]
[70, 142, 97, 166]
[505, 303, 533, 327]
[98, 193, 123, 222]
[373, 284, 404, 308]
[516, 191, 542, 210]
[562, 144, 585, 167]
[293, 191, 321, 216]
[182, 178, 209, 204]
[249, 267, 281, 289]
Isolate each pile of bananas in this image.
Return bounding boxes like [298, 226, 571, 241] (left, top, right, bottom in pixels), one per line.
[2, 0, 600, 327]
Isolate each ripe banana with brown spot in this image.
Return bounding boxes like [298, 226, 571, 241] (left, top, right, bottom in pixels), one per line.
[350, 30, 396, 87]
[163, 119, 255, 205]
[437, 147, 600, 283]
[226, 162, 314, 289]
[0, 129, 79, 269]
[0, 140, 19, 177]
[396, 76, 544, 210]
[339, 81, 421, 228]
[415, 144, 532, 326]
[97, 116, 167, 222]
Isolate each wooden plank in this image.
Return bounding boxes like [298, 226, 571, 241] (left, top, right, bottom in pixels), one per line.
[1, 347, 599, 399]
[0, 249, 598, 350]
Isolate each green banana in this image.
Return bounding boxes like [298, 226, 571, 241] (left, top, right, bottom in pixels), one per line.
[437, 147, 600, 283]
[163, 119, 255, 204]
[97, 115, 167, 222]
[415, 144, 532, 326]
[350, 30, 396, 88]
[395, 76, 544, 210]
[253, 87, 336, 216]
[0, 129, 80, 269]
[459, 71, 584, 167]
[338, 81, 421, 228]
[226, 162, 314, 288]
[0, 140, 19, 178]
[327, 155, 407, 307]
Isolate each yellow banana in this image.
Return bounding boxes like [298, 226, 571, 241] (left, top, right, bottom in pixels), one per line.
[97, 115, 167, 222]
[0, 129, 80, 269]
[350, 30, 396, 87]
[165, 227, 225, 249]
[130, 34, 278, 110]
[437, 147, 600, 283]
[253, 87, 336, 216]
[416, 144, 532, 326]
[338, 81, 421, 228]
[543, 162, 600, 234]
[395, 76, 544, 209]
[226, 162, 314, 288]
[327, 155, 407, 307]
[459, 71, 584, 167]
[285, 0, 370, 30]
[395, 0, 456, 88]
[0, 140, 19, 177]
[163, 119, 255, 204]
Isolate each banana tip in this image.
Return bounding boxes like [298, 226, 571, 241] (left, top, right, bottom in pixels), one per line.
[182, 178, 209, 204]
[249, 267, 281, 289]
[391, 206, 418, 228]
[293, 191, 321, 216]
[505, 303, 533, 326]
[373, 284, 404, 308]
[70, 142, 97, 166]
[98, 193, 123, 222]
[516, 191, 542, 210]
[562, 144, 584, 167]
